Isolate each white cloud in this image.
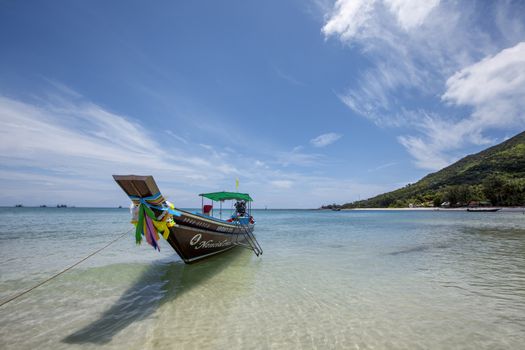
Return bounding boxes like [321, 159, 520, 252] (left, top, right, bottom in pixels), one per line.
[310, 132, 342, 147]
[277, 146, 322, 166]
[368, 161, 397, 172]
[0, 95, 248, 205]
[398, 135, 450, 170]
[395, 109, 494, 170]
[270, 180, 293, 189]
[323, 0, 492, 119]
[322, 0, 376, 41]
[384, 0, 440, 30]
[274, 67, 306, 86]
[165, 130, 189, 144]
[254, 160, 267, 168]
[451, 60, 525, 132]
[395, 42, 525, 170]
[323, 0, 442, 43]
[443, 41, 525, 112]
[0, 90, 386, 208]
[321, 1, 525, 170]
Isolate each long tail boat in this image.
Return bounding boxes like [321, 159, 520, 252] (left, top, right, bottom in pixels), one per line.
[466, 208, 501, 212]
[113, 175, 262, 264]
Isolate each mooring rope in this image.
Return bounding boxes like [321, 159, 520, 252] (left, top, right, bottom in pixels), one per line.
[0, 228, 132, 308]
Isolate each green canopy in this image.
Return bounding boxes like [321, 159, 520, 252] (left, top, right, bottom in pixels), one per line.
[199, 191, 253, 202]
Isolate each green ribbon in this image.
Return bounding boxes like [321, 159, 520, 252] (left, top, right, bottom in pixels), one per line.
[135, 203, 157, 245]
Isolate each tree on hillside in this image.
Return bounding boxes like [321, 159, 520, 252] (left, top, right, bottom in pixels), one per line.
[482, 175, 525, 206]
[483, 175, 506, 205]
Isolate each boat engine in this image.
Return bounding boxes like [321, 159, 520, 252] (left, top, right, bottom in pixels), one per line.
[235, 200, 246, 216]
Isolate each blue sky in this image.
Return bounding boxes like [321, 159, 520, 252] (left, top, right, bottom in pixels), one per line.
[0, 0, 524, 208]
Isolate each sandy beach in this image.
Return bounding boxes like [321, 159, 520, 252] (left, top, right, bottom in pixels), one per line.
[345, 207, 525, 212]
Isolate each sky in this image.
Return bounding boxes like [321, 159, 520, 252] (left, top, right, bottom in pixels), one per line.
[0, 0, 524, 208]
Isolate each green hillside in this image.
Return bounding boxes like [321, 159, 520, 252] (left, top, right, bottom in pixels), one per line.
[342, 130, 525, 208]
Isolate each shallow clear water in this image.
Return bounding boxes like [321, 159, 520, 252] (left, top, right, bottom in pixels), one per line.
[1, 208, 524, 349]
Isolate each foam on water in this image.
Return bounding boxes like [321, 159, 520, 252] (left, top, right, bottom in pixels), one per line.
[1, 208, 524, 349]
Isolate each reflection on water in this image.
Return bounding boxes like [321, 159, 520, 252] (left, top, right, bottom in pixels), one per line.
[63, 248, 247, 344]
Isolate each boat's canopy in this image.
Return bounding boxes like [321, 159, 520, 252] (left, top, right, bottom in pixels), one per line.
[199, 191, 253, 202]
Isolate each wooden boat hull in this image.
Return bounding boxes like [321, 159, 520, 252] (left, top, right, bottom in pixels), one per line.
[112, 175, 258, 264]
[167, 209, 255, 263]
[467, 208, 501, 212]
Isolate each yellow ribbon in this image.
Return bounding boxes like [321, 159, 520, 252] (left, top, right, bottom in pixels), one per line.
[152, 218, 175, 239]
[131, 207, 176, 241]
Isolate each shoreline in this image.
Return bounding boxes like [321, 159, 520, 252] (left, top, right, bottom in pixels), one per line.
[343, 207, 525, 212]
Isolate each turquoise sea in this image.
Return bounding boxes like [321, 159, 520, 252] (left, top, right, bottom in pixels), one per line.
[1, 208, 524, 349]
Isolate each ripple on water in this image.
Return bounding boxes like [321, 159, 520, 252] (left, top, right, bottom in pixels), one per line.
[0, 209, 524, 349]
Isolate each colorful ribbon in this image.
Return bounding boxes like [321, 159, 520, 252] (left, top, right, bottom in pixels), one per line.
[129, 193, 182, 216]
[131, 193, 180, 251]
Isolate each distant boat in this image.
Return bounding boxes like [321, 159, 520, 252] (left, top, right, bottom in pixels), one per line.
[332, 208, 341, 211]
[56, 204, 67, 208]
[40, 205, 47, 208]
[113, 175, 262, 264]
[118, 205, 123, 209]
[15, 204, 23, 207]
[467, 208, 500, 212]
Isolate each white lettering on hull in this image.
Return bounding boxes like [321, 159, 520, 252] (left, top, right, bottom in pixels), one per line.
[189, 233, 232, 250]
